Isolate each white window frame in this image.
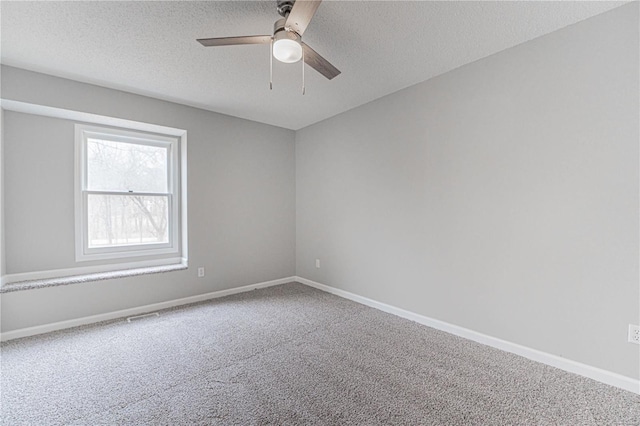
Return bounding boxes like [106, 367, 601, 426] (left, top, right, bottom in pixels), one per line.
[74, 124, 180, 262]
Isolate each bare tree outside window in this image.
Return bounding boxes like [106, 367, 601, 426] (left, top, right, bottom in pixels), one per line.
[86, 139, 169, 248]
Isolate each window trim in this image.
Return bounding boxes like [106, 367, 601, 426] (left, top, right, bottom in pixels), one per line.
[74, 124, 181, 262]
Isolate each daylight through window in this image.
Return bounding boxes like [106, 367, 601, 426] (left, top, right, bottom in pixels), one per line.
[75, 125, 180, 261]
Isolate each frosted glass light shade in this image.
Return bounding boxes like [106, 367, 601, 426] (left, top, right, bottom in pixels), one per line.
[273, 38, 302, 63]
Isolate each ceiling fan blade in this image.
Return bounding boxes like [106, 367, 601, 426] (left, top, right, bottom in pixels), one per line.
[197, 35, 272, 47]
[302, 42, 340, 80]
[285, 0, 322, 36]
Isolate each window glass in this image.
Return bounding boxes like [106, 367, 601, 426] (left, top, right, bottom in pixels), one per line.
[87, 194, 169, 248]
[86, 138, 168, 193]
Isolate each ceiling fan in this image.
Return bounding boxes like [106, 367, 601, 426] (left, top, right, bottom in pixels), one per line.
[197, 0, 340, 92]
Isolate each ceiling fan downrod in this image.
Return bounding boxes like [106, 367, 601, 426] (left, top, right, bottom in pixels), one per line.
[276, 0, 295, 18]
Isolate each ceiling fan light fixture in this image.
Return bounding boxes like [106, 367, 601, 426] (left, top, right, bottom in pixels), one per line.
[273, 30, 302, 63]
[273, 38, 302, 63]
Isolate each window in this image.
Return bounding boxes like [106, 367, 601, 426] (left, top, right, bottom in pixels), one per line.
[75, 124, 180, 262]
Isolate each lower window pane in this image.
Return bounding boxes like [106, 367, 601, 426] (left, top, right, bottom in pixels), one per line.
[87, 194, 169, 248]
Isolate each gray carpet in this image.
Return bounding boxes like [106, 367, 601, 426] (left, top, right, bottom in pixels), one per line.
[1, 282, 639, 425]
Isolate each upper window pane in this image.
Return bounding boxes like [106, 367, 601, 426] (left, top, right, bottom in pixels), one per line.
[87, 138, 168, 193]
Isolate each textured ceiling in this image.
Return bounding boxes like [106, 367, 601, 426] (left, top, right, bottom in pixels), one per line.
[0, 1, 626, 130]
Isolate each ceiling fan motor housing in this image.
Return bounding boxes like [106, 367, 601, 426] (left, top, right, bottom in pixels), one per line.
[274, 18, 299, 38]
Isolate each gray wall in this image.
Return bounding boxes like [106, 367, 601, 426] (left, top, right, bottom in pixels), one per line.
[1, 107, 5, 277]
[296, 4, 639, 379]
[1, 66, 296, 331]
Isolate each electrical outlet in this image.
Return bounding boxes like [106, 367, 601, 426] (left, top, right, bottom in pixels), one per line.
[197, 267, 205, 278]
[315, 259, 320, 268]
[629, 324, 640, 344]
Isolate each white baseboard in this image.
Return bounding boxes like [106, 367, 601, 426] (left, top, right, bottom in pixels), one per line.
[0, 276, 296, 342]
[295, 276, 640, 395]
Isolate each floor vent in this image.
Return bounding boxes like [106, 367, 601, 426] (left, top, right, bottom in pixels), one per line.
[126, 312, 160, 323]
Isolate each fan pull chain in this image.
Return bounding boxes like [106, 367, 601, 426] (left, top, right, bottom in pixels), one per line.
[270, 38, 273, 90]
[301, 43, 305, 95]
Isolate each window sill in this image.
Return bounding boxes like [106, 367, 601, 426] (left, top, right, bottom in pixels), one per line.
[0, 263, 188, 294]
